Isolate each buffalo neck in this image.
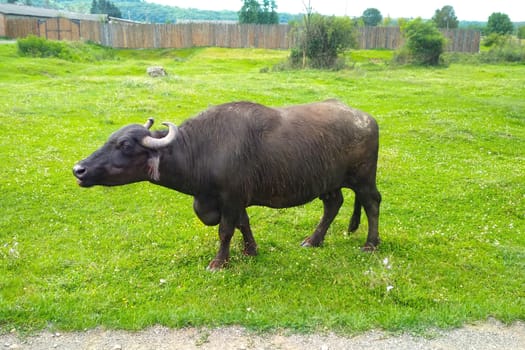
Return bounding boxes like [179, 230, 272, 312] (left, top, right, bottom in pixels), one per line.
[152, 128, 201, 196]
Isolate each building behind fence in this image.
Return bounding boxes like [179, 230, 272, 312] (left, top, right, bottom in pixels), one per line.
[1, 4, 480, 52]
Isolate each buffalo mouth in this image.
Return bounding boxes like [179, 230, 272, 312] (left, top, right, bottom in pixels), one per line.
[74, 175, 94, 188]
[75, 178, 92, 187]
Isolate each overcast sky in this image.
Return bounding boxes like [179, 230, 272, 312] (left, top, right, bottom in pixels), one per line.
[149, 0, 524, 22]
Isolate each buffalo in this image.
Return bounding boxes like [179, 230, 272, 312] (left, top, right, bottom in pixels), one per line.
[73, 100, 381, 270]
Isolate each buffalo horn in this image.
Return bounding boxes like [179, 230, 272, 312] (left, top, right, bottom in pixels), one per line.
[144, 118, 154, 129]
[141, 122, 178, 149]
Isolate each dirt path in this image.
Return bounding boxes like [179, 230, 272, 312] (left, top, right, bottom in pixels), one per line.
[2, 319, 524, 349]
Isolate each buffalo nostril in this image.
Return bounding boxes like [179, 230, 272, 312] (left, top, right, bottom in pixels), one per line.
[73, 164, 86, 177]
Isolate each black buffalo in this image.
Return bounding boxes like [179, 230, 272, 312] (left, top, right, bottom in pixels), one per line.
[73, 100, 382, 270]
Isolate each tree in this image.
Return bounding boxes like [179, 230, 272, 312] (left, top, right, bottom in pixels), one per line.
[432, 5, 459, 29]
[259, 0, 278, 24]
[239, 0, 278, 24]
[291, 10, 356, 69]
[239, 0, 261, 24]
[362, 8, 382, 27]
[382, 15, 394, 27]
[487, 12, 514, 35]
[91, 0, 122, 18]
[401, 18, 446, 65]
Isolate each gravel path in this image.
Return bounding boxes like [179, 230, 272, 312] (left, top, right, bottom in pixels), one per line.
[2, 319, 524, 350]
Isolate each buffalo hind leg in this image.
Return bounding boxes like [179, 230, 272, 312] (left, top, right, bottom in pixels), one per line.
[301, 189, 343, 247]
[237, 209, 258, 256]
[356, 187, 381, 251]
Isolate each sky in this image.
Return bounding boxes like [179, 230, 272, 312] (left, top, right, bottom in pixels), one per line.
[149, 0, 525, 22]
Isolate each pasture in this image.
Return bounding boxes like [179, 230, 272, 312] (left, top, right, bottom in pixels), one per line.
[0, 43, 523, 334]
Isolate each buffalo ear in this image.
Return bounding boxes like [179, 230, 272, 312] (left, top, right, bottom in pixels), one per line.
[141, 122, 178, 149]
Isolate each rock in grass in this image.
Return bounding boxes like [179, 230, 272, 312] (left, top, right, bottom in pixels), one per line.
[147, 66, 167, 77]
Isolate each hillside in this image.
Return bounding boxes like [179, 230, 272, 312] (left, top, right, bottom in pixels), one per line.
[2, 0, 505, 27]
[7, 0, 297, 23]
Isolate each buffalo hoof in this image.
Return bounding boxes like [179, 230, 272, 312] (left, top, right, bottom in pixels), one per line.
[243, 245, 258, 257]
[207, 259, 228, 271]
[301, 240, 312, 247]
[361, 242, 378, 252]
[348, 221, 360, 233]
[301, 237, 322, 248]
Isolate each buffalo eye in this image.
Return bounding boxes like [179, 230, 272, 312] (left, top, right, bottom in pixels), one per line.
[117, 139, 134, 155]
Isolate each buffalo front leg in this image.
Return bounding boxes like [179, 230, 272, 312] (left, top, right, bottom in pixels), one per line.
[356, 187, 381, 251]
[207, 206, 240, 271]
[237, 209, 258, 256]
[301, 190, 343, 247]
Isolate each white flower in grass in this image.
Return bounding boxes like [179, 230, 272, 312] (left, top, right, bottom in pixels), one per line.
[382, 257, 392, 269]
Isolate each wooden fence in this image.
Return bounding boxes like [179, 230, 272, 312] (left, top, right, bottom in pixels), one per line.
[80, 22, 293, 49]
[357, 26, 403, 50]
[441, 28, 481, 53]
[5, 17, 480, 53]
[357, 27, 481, 52]
[39, 17, 81, 41]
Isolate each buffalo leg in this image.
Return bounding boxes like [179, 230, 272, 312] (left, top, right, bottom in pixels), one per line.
[356, 187, 381, 251]
[207, 206, 240, 271]
[237, 209, 258, 256]
[301, 189, 343, 247]
[349, 196, 361, 232]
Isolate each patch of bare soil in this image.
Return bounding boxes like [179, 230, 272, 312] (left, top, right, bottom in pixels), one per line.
[2, 319, 524, 350]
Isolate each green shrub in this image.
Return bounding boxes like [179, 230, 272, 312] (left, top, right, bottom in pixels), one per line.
[17, 36, 115, 62]
[289, 14, 357, 69]
[479, 34, 525, 63]
[392, 46, 411, 65]
[480, 41, 525, 63]
[17, 35, 70, 59]
[518, 26, 525, 40]
[398, 18, 446, 66]
[289, 47, 303, 67]
[482, 33, 507, 47]
[444, 37, 525, 64]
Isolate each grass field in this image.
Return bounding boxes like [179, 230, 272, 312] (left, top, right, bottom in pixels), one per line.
[0, 42, 524, 335]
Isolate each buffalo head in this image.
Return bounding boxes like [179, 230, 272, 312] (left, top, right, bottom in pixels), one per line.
[73, 119, 177, 187]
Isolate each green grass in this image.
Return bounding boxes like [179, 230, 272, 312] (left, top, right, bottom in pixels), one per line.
[0, 43, 524, 335]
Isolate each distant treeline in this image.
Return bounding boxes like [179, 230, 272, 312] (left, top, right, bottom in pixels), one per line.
[6, 0, 524, 28]
[12, 0, 297, 23]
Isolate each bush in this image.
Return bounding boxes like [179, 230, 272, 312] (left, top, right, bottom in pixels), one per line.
[517, 26, 525, 40]
[288, 47, 303, 68]
[480, 40, 525, 63]
[397, 18, 446, 66]
[17, 36, 115, 62]
[443, 36, 525, 64]
[392, 46, 411, 65]
[17, 35, 70, 59]
[482, 33, 508, 47]
[290, 14, 357, 69]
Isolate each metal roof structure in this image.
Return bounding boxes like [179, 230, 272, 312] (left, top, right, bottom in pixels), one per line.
[0, 3, 107, 21]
